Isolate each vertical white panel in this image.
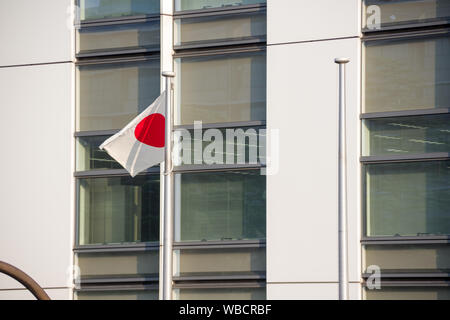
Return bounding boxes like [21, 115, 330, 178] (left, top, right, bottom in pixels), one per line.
[266, 38, 361, 287]
[0, 0, 72, 66]
[267, 283, 361, 300]
[268, 0, 361, 44]
[0, 63, 73, 290]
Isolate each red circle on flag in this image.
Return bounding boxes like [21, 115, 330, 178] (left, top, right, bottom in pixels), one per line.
[134, 113, 165, 148]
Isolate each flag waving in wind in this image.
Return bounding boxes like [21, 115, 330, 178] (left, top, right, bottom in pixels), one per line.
[100, 91, 166, 177]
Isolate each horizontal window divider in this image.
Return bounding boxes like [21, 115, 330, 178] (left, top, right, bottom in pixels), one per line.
[74, 168, 160, 178]
[78, 276, 159, 285]
[75, 53, 160, 65]
[74, 242, 159, 253]
[360, 108, 450, 119]
[76, 47, 160, 59]
[361, 235, 450, 245]
[75, 129, 119, 137]
[173, 274, 265, 282]
[362, 271, 450, 279]
[174, 120, 266, 130]
[174, 37, 266, 51]
[76, 14, 160, 28]
[173, 239, 266, 250]
[362, 18, 450, 35]
[172, 280, 265, 289]
[362, 25, 450, 42]
[75, 283, 159, 292]
[173, 3, 266, 18]
[173, 163, 264, 173]
[360, 153, 450, 164]
[173, 44, 266, 58]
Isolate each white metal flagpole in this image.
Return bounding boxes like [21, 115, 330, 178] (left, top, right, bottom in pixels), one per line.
[162, 71, 175, 300]
[335, 58, 350, 300]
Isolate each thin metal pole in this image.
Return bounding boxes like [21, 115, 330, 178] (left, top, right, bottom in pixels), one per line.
[162, 71, 175, 300]
[335, 57, 350, 300]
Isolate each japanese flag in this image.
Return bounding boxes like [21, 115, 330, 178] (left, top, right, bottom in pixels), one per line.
[99, 91, 166, 177]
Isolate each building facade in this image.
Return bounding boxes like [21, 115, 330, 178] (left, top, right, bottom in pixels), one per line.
[0, 0, 449, 300]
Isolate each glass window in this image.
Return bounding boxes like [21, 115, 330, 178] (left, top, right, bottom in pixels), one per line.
[173, 287, 266, 300]
[364, 244, 450, 271]
[76, 251, 159, 277]
[175, 52, 266, 125]
[76, 136, 121, 171]
[79, 0, 160, 21]
[365, 161, 450, 237]
[175, 0, 266, 12]
[175, 170, 266, 242]
[363, 0, 450, 29]
[77, 175, 160, 245]
[364, 35, 450, 113]
[76, 59, 160, 131]
[364, 286, 450, 300]
[174, 12, 266, 46]
[77, 21, 160, 55]
[174, 126, 265, 166]
[75, 289, 158, 300]
[362, 114, 450, 156]
[173, 247, 266, 276]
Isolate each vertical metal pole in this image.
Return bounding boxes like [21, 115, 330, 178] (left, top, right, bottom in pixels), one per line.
[162, 71, 175, 300]
[335, 58, 350, 300]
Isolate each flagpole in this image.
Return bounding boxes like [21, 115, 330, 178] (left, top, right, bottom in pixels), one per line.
[335, 57, 349, 300]
[162, 71, 175, 300]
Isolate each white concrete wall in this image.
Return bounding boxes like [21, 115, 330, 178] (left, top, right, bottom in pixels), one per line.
[0, 1, 74, 300]
[266, 0, 362, 299]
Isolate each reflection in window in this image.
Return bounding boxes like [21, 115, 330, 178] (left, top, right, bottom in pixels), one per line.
[175, 170, 266, 242]
[363, 0, 450, 29]
[365, 161, 450, 237]
[77, 21, 160, 55]
[174, 12, 266, 46]
[364, 35, 450, 113]
[173, 287, 266, 300]
[76, 59, 160, 131]
[175, 0, 266, 12]
[79, 0, 160, 21]
[77, 175, 160, 245]
[362, 114, 450, 156]
[175, 52, 266, 125]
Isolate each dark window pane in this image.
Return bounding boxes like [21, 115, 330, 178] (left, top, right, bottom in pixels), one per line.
[77, 175, 160, 245]
[175, 170, 266, 242]
[77, 59, 160, 131]
[75, 289, 158, 300]
[175, 52, 266, 125]
[364, 244, 450, 271]
[364, 286, 450, 300]
[174, 12, 266, 46]
[173, 247, 266, 276]
[175, 0, 266, 12]
[76, 136, 122, 171]
[80, 0, 159, 21]
[77, 21, 160, 55]
[76, 251, 159, 277]
[363, 115, 450, 156]
[365, 161, 450, 237]
[363, 0, 450, 29]
[364, 35, 450, 113]
[174, 287, 266, 300]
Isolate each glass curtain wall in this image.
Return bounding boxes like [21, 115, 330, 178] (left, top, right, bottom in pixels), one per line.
[362, 0, 450, 300]
[74, 0, 161, 300]
[172, 0, 267, 299]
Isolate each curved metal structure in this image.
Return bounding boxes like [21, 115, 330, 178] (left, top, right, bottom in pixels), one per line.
[0, 261, 51, 300]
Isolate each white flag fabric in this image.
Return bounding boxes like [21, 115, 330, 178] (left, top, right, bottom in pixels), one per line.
[100, 91, 166, 177]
